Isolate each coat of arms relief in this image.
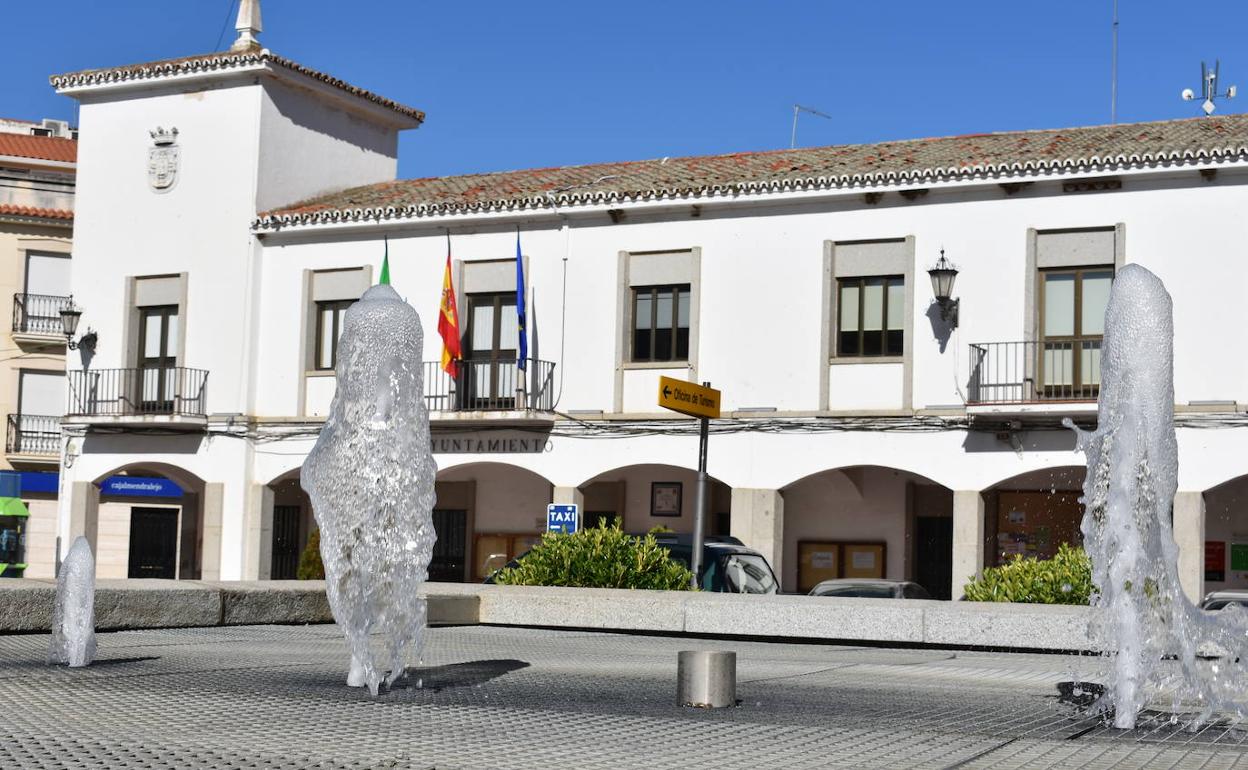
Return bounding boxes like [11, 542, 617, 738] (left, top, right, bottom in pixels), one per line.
[147, 127, 180, 192]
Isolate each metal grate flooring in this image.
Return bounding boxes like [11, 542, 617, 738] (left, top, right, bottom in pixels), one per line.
[1, 624, 1246, 769]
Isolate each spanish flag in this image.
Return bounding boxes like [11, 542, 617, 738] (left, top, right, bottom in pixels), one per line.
[438, 237, 462, 377]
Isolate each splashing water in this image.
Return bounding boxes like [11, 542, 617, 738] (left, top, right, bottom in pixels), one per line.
[1071, 264, 1248, 729]
[301, 284, 438, 696]
[48, 536, 96, 667]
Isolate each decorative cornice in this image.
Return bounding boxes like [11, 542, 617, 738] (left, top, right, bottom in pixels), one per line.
[50, 50, 424, 123]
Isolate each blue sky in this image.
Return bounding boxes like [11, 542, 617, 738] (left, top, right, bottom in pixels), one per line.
[5, 1, 1247, 180]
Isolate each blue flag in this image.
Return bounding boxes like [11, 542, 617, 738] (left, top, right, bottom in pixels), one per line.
[516, 231, 528, 369]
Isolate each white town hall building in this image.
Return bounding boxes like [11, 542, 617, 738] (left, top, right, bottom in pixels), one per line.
[37, 3, 1248, 600]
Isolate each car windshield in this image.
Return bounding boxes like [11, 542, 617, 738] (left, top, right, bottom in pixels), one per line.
[815, 584, 895, 598]
[1203, 599, 1248, 611]
[721, 554, 777, 594]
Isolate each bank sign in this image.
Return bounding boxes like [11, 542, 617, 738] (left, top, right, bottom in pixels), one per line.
[100, 476, 183, 498]
[546, 504, 579, 535]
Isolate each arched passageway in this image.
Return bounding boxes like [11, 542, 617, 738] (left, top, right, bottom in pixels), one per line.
[577, 464, 731, 537]
[981, 466, 1086, 571]
[88, 463, 209, 580]
[265, 467, 314, 580]
[1203, 475, 1248, 593]
[779, 466, 953, 598]
[436, 463, 554, 582]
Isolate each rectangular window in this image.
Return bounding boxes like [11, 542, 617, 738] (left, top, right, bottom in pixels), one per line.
[1039, 267, 1112, 396]
[314, 300, 351, 371]
[837, 276, 904, 357]
[632, 285, 690, 362]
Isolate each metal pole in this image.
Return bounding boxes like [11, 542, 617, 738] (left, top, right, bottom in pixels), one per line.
[790, 105, 799, 149]
[690, 382, 710, 589]
[1111, 0, 1118, 123]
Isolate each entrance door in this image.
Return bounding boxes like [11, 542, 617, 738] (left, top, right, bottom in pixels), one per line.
[914, 516, 953, 600]
[429, 509, 467, 582]
[271, 505, 302, 580]
[138, 305, 179, 412]
[463, 293, 518, 409]
[128, 507, 178, 579]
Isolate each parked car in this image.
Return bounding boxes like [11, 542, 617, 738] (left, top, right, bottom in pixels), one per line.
[1199, 590, 1248, 611]
[484, 533, 780, 594]
[808, 579, 931, 599]
[650, 534, 779, 594]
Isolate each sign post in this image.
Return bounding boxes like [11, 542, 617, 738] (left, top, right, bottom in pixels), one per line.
[657, 376, 721, 588]
[546, 503, 579, 535]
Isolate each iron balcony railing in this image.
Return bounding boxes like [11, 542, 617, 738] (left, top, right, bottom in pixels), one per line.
[5, 414, 60, 455]
[968, 340, 1101, 405]
[12, 292, 73, 336]
[66, 367, 209, 418]
[423, 358, 556, 413]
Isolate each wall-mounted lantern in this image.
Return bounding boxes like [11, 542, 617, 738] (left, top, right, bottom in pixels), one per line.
[927, 250, 960, 325]
[59, 298, 96, 351]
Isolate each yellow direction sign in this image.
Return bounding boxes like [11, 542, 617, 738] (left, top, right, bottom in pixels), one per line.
[658, 376, 721, 420]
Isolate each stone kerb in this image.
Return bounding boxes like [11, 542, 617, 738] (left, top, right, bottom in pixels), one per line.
[0, 579, 1095, 651]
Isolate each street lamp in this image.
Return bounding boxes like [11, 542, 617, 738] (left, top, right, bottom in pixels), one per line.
[59, 298, 96, 350]
[927, 250, 960, 325]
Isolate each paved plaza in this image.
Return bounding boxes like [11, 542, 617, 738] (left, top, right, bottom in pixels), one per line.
[3, 623, 1248, 769]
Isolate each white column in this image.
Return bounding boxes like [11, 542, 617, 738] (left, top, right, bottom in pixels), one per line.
[1173, 491, 1205, 603]
[730, 488, 784, 585]
[200, 483, 225, 581]
[951, 490, 985, 600]
[66, 481, 99, 556]
[551, 486, 584, 508]
[242, 483, 275, 580]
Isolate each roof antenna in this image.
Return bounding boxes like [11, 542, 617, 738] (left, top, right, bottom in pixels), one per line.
[1110, 0, 1119, 123]
[1182, 60, 1236, 115]
[791, 104, 832, 149]
[230, 0, 263, 53]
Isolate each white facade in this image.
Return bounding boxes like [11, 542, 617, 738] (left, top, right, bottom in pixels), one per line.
[48, 43, 1248, 599]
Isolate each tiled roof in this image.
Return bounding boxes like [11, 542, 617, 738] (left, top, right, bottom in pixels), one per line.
[0, 204, 73, 221]
[50, 50, 424, 123]
[258, 113, 1248, 229]
[0, 133, 77, 164]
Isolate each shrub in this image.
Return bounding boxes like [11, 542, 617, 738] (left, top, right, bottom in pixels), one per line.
[297, 527, 325, 580]
[493, 522, 695, 590]
[962, 543, 1091, 604]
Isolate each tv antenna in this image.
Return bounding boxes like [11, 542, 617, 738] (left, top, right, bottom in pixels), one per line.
[1182, 60, 1236, 115]
[791, 104, 832, 149]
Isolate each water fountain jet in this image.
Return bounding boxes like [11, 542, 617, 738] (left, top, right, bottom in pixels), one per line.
[301, 283, 438, 696]
[1073, 264, 1248, 729]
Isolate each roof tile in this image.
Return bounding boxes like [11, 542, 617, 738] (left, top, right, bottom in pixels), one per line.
[260, 114, 1248, 228]
[0, 134, 77, 164]
[0, 204, 73, 221]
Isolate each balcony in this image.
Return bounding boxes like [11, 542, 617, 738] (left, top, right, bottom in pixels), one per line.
[64, 367, 209, 430]
[11, 292, 72, 342]
[967, 341, 1100, 418]
[424, 359, 556, 421]
[5, 414, 60, 459]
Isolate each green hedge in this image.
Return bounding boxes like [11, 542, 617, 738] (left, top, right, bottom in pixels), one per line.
[297, 527, 325, 580]
[962, 543, 1091, 604]
[493, 522, 695, 590]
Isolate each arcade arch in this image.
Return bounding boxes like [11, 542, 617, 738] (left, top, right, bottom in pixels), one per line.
[779, 466, 953, 597]
[86, 462, 212, 580]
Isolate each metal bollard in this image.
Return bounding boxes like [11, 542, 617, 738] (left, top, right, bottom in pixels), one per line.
[677, 650, 737, 708]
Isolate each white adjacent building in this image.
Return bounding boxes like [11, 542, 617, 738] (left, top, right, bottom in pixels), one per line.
[44, 13, 1248, 600]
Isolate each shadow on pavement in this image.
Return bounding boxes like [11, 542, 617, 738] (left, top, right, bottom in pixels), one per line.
[401, 659, 530, 691]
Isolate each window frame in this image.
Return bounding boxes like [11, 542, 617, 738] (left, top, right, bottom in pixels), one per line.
[835, 275, 905, 358]
[313, 299, 352, 371]
[630, 283, 691, 363]
[1037, 265, 1113, 397]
